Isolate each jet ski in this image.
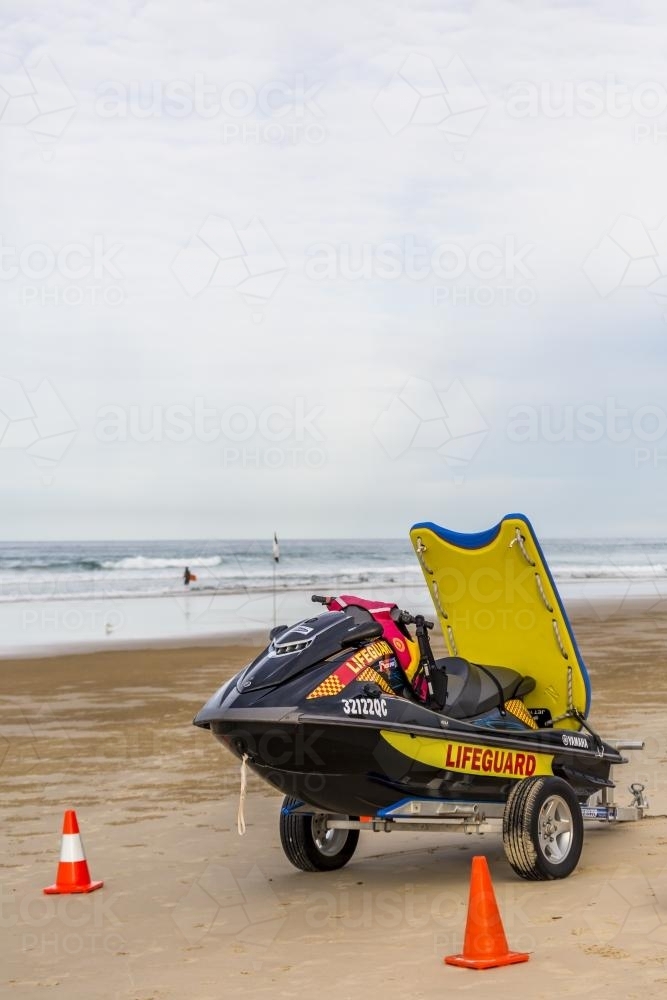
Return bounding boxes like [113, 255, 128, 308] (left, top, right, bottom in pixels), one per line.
[194, 514, 645, 880]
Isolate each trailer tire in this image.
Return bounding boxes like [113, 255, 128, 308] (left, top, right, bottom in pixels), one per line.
[279, 796, 360, 872]
[503, 776, 583, 880]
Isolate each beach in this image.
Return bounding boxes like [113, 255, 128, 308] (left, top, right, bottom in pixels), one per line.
[2, 601, 667, 999]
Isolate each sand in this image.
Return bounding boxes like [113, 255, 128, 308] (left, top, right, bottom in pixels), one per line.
[2, 603, 667, 999]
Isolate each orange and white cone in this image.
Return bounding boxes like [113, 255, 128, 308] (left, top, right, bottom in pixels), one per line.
[43, 810, 104, 894]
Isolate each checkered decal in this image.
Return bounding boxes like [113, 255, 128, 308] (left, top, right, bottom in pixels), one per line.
[356, 666, 394, 694]
[306, 639, 396, 700]
[505, 698, 538, 729]
[306, 675, 345, 700]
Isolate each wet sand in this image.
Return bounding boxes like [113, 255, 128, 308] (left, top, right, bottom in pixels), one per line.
[2, 604, 667, 999]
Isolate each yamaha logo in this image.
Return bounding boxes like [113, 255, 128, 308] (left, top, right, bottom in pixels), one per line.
[561, 733, 588, 749]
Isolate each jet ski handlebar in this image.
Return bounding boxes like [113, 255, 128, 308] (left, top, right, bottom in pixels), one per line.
[394, 609, 435, 630]
[309, 594, 434, 632]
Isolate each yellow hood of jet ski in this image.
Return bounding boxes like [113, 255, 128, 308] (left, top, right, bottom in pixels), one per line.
[409, 514, 591, 731]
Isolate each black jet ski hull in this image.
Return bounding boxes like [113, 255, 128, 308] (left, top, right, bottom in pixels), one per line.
[204, 710, 622, 816]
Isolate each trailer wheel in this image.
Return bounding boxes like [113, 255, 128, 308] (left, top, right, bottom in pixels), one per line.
[503, 776, 584, 880]
[279, 796, 359, 872]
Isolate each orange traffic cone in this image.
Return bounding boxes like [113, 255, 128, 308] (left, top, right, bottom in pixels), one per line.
[445, 856, 529, 970]
[43, 810, 104, 895]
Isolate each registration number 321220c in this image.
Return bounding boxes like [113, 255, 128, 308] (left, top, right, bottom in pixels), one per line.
[342, 697, 388, 717]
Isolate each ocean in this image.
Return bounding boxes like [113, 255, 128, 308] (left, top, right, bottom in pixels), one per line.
[1, 537, 665, 656]
[1, 536, 666, 603]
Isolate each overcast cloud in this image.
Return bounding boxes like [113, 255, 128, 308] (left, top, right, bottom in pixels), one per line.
[1, 1, 667, 539]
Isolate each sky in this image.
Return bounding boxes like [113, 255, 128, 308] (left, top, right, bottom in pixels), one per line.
[2, 1, 667, 540]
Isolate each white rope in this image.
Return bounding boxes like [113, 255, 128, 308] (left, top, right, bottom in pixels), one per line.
[237, 753, 249, 836]
[509, 528, 535, 566]
[552, 619, 569, 660]
[567, 662, 573, 707]
[549, 665, 575, 725]
[425, 579, 453, 648]
[534, 572, 554, 613]
[431, 580, 448, 619]
[415, 536, 433, 575]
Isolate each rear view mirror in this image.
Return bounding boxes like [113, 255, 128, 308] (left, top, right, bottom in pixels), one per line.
[340, 621, 383, 649]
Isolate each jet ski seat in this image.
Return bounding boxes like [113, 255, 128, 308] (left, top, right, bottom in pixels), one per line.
[435, 656, 535, 720]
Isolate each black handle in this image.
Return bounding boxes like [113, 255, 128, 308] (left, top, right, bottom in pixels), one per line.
[395, 608, 434, 629]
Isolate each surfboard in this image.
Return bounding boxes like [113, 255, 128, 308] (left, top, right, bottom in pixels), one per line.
[409, 513, 591, 731]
